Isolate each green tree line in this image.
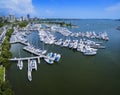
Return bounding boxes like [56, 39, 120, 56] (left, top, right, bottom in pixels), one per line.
[0, 28, 14, 95]
[0, 29, 13, 68]
[18, 21, 28, 28]
[0, 81, 14, 95]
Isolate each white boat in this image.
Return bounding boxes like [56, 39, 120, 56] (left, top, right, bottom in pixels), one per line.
[85, 45, 98, 52]
[55, 39, 63, 46]
[39, 30, 55, 45]
[54, 54, 61, 62]
[62, 39, 70, 47]
[69, 42, 74, 48]
[83, 51, 97, 55]
[42, 50, 47, 54]
[28, 70, 32, 81]
[17, 60, 23, 70]
[44, 58, 54, 64]
[30, 60, 37, 71]
[100, 32, 109, 40]
[44, 53, 54, 64]
[44, 52, 61, 64]
[73, 40, 78, 49]
[83, 46, 97, 56]
[28, 60, 32, 81]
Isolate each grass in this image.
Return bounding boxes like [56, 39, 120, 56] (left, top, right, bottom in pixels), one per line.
[0, 65, 5, 81]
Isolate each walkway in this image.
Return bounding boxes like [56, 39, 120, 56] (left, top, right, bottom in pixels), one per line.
[9, 56, 44, 61]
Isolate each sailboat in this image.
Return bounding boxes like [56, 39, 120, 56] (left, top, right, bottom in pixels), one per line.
[17, 48, 23, 70]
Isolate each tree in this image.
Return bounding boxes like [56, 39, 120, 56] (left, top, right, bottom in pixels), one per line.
[2, 88, 14, 95]
[0, 28, 13, 68]
[19, 21, 28, 28]
[0, 80, 14, 95]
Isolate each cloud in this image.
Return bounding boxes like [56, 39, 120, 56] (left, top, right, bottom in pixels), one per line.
[105, 2, 120, 13]
[0, 0, 35, 16]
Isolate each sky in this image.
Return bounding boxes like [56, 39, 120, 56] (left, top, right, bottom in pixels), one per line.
[0, 0, 120, 19]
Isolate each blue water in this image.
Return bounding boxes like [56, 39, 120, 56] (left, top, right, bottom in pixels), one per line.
[7, 19, 120, 95]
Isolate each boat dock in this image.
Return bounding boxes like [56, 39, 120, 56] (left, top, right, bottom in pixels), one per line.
[23, 46, 41, 56]
[10, 54, 54, 61]
[10, 40, 29, 46]
[10, 56, 42, 61]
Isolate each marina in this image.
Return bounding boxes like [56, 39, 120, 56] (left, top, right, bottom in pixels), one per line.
[8, 19, 120, 95]
[10, 23, 108, 58]
[1, 0, 120, 94]
[9, 21, 110, 81]
[10, 26, 62, 81]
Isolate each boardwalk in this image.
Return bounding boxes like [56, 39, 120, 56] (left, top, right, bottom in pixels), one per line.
[9, 56, 43, 61]
[10, 41, 29, 46]
[23, 46, 41, 56]
[9, 54, 54, 61]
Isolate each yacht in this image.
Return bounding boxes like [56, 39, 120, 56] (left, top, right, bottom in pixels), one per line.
[17, 60, 23, 70]
[55, 39, 63, 46]
[69, 41, 74, 49]
[44, 58, 54, 64]
[62, 39, 70, 47]
[44, 53, 54, 64]
[83, 46, 97, 56]
[30, 60, 37, 71]
[28, 61, 32, 81]
[73, 40, 78, 49]
[28, 70, 32, 81]
[44, 52, 61, 64]
[54, 54, 61, 62]
[83, 50, 97, 56]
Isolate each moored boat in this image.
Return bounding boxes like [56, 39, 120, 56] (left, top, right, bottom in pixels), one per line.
[44, 52, 61, 64]
[17, 60, 23, 70]
[30, 60, 37, 70]
[28, 60, 32, 81]
[44, 53, 54, 64]
[83, 51, 97, 55]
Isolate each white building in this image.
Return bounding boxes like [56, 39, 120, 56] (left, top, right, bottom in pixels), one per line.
[8, 14, 15, 22]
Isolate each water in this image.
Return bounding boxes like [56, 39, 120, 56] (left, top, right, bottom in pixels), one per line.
[7, 19, 120, 95]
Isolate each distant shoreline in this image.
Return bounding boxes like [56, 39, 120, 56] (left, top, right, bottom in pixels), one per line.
[39, 18, 117, 20]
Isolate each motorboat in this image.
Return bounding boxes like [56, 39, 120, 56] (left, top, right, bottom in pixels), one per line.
[44, 52, 61, 64]
[30, 60, 37, 70]
[54, 54, 61, 62]
[28, 61, 32, 81]
[28, 70, 32, 81]
[44, 53, 54, 64]
[83, 46, 97, 56]
[17, 60, 23, 70]
[83, 51, 97, 55]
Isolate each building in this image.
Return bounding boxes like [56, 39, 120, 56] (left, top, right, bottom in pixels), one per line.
[2, 16, 7, 23]
[33, 17, 39, 21]
[21, 16, 25, 21]
[8, 14, 15, 22]
[27, 14, 30, 21]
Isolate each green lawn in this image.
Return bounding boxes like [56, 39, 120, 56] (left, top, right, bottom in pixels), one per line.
[0, 65, 5, 81]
